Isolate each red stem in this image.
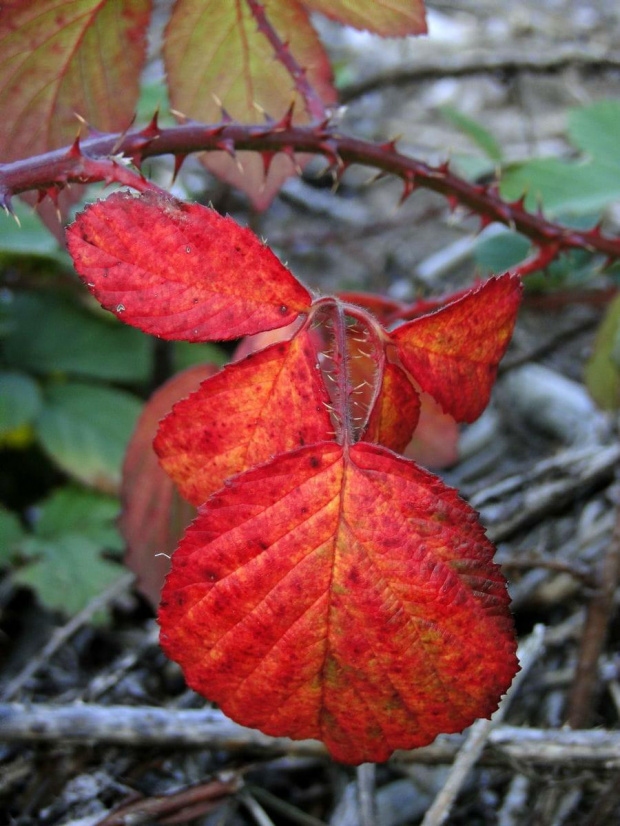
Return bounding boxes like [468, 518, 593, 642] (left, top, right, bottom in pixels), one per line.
[2, 121, 620, 260]
[244, 0, 328, 121]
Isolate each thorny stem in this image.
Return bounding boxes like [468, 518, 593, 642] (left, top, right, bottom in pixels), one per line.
[2, 121, 620, 261]
[244, 0, 328, 122]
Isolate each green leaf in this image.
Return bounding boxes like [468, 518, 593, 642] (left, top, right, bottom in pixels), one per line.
[585, 293, 620, 410]
[0, 372, 42, 436]
[475, 231, 531, 274]
[0, 506, 25, 565]
[30, 486, 123, 551]
[14, 533, 124, 615]
[3, 292, 152, 383]
[568, 100, 620, 168]
[173, 341, 228, 371]
[35, 382, 142, 493]
[500, 157, 620, 217]
[440, 106, 503, 163]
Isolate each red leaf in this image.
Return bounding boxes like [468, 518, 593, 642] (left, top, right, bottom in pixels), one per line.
[66, 191, 312, 341]
[120, 365, 216, 607]
[303, 0, 427, 36]
[155, 329, 333, 506]
[164, 0, 336, 208]
[159, 441, 518, 765]
[337, 291, 406, 325]
[363, 362, 420, 453]
[390, 275, 522, 423]
[0, 0, 150, 161]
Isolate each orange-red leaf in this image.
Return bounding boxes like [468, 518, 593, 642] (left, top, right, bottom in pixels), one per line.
[363, 362, 420, 453]
[66, 191, 312, 341]
[303, 0, 427, 36]
[390, 275, 522, 423]
[159, 441, 518, 764]
[164, 0, 336, 208]
[0, 0, 150, 161]
[120, 365, 216, 607]
[155, 330, 333, 506]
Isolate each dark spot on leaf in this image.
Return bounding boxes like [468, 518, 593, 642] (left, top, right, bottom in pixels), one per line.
[310, 456, 320, 468]
[279, 305, 288, 314]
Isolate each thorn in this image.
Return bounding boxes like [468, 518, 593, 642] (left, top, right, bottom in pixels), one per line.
[0, 190, 14, 215]
[478, 213, 494, 232]
[274, 101, 295, 131]
[260, 150, 277, 176]
[446, 194, 459, 212]
[66, 131, 83, 159]
[215, 138, 236, 158]
[172, 153, 188, 183]
[140, 108, 161, 139]
[365, 169, 388, 187]
[111, 114, 136, 154]
[509, 194, 527, 212]
[379, 135, 402, 154]
[399, 173, 416, 205]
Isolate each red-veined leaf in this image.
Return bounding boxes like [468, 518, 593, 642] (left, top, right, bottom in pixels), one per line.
[164, 0, 336, 209]
[159, 441, 518, 765]
[0, 0, 150, 161]
[155, 329, 333, 506]
[391, 275, 522, 423]
[303, 0, 427, 36]
[66, 191, 312, 341]
[120, 364, 217, 607]
[363, 362, 420, 453]
[406, 391, 460, 470]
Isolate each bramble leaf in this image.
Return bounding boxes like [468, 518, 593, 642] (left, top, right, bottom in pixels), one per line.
[121, 365, 216, 607]
[155, 330, 333, 506]
[67, 192, 312, 341]
[303, 0, 427, 36]
[159, 441, 518, 765]
[363, 362, 420, 453]
[0, 0, 150, 161]
[391, 275, 522, 423]
[164, 0, 336, 208]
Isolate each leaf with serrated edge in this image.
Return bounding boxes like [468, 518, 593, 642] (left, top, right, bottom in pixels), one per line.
[391, 275, 522, 423]
[121, 365, 216, 607]
[164, 0, 336, 209]
[155, 330, 332, 506]
[159, 441, 518, 765]
[66, 192, 312, 341]
[303, 0, 427, 36]
[0, 0, 151, 161]
[363, 362, 420, 453]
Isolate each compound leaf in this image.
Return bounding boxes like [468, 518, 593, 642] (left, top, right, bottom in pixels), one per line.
[0, 0, 151, 161]
[391, 275, 522, 423]
[155, 330, 333, 505]
[159, 441, 518, 764]
[121, 364, 216, 607]
[67, 192, 312, 341]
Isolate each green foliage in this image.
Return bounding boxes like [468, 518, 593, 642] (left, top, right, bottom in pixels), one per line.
[11, 487, 125, 615]
[36, 383, 142, 493]
[585, 292, 620, 411]
[500, 101, 620, 217]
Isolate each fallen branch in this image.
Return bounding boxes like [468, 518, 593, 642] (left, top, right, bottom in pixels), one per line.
[1, 703, 618, 767]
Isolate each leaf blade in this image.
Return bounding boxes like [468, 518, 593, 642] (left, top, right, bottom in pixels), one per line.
[66, 191, 312, 341]
[391, 275, 522, 423]
[159, 442, 518, 764]
[155, 330, 333, 505]
[303, 0, 427, 35]
[0, 0, 151, 160]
